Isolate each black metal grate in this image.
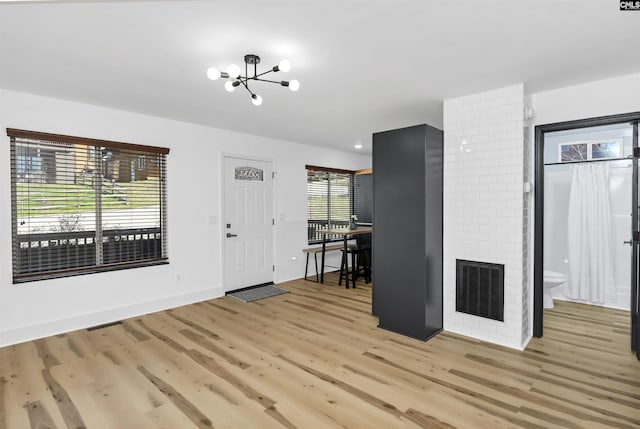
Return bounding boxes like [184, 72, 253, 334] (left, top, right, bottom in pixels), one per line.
[456, 259, 504, 322]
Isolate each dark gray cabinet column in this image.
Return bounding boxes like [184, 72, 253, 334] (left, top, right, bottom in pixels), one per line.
[372, 124, 443, 340]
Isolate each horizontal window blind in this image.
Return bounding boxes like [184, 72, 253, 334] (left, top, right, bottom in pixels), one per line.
[8, 128, 169, 283]
[329, 172, 352, 222]
[306, 165, 354, 244]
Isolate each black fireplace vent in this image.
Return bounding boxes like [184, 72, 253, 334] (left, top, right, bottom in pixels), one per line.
[456, 259, 504, 322]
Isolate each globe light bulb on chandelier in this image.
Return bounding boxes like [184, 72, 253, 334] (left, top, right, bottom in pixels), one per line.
[206, 67, 221, 80]
[251, 94, 263, 106]
[288, 79, 300, 92]
[227, 64, 241, 78]
[277, 59, 291, 73]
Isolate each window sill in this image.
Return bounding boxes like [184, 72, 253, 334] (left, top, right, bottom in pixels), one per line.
[13, 259, 169, 284]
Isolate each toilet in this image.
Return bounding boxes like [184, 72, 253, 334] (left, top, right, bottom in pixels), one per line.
[543, 270, 566, 309]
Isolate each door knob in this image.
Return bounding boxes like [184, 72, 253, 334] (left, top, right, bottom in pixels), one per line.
[624, 240, 633, 246]
[226, 233, 237, 238]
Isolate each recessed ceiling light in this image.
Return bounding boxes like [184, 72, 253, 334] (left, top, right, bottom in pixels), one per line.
[354, 143, 363, 149]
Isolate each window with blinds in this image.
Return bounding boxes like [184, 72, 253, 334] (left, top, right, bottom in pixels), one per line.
[8, 128, 169, 283]
[306, 165, 354, 244]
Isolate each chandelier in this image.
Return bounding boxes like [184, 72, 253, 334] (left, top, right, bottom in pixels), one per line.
[207, 54, 300, 106]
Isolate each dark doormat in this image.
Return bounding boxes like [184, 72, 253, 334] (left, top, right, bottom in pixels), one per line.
[227, 285, 288, 302]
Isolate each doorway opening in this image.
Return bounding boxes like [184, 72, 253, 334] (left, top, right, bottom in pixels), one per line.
[534, 112, 640, 359]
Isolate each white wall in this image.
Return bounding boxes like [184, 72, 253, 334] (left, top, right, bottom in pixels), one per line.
[533, 72, 640, 126]
[0, 89, 370, 347]
[443, 84, 529, 350]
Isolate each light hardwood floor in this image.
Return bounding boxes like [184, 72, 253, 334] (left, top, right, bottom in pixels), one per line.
[1, 273, 639, 428]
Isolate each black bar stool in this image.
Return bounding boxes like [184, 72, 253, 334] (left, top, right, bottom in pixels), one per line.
[339, 233, 371, 288]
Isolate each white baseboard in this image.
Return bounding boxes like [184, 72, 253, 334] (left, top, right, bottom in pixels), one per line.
[443, 327, 527, 351]
[0, 287, 224, 347]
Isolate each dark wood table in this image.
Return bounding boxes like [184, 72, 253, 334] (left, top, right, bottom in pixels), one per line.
[320, 226, 372, 288]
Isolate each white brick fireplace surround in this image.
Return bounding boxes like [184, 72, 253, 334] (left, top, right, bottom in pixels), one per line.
[443, 84, 530, 350]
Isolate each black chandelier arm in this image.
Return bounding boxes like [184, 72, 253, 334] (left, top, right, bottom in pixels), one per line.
[254, 68, 278, 79]
[238, 78, 254, 96]
[253, 78, 286, 85]
[232, 75, 284, 86]
[229, 61, 284, 83]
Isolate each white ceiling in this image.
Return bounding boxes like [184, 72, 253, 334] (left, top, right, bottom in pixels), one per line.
[1, 0, 639, 153]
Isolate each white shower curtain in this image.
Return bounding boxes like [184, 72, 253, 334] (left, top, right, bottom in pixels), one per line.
[567, 163, 617, 304]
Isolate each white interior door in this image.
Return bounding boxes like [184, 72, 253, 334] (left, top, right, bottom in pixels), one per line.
[223, 156, 274, 292]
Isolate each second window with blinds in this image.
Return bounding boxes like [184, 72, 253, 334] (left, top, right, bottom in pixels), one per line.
[306, 165, 355, 244]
